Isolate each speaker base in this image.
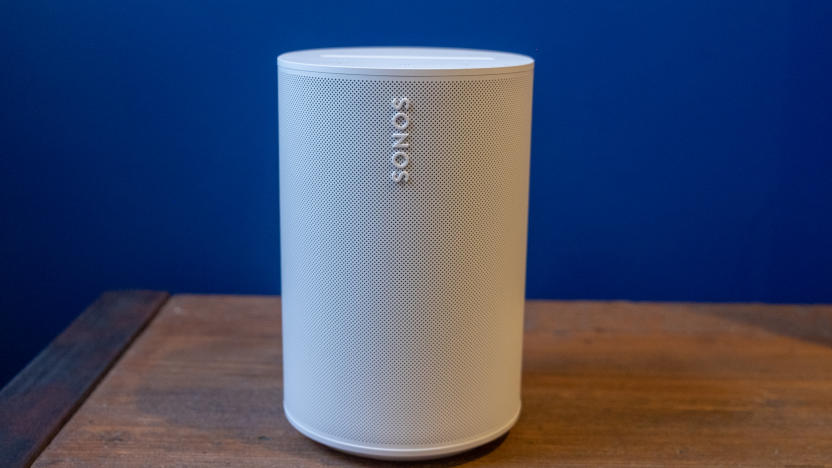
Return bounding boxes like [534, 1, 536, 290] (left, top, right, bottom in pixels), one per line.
[284, 406, 520, 461]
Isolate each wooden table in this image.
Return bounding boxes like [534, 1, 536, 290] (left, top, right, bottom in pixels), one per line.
[2, 292, 831, 467]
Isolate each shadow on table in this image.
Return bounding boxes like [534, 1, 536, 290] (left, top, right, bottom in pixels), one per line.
[694, 303, 832, 348]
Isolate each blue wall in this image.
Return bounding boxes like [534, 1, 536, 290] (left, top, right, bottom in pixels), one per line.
[1, 1, 831, 386]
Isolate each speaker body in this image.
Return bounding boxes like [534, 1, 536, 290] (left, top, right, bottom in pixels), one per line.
[277, 47, 534, 460]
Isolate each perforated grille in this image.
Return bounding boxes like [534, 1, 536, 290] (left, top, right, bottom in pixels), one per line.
[278, 69, 533, 448]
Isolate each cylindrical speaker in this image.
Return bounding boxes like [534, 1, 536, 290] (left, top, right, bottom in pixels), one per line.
[277, 47, 534, 460]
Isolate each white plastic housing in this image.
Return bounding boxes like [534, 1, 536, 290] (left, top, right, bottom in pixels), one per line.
[277, 47, 534, 460]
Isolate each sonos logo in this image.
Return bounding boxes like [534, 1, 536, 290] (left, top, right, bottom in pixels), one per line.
[390, 97, 411, 183]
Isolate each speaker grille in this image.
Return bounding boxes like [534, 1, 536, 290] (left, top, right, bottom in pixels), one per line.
[279, 70, 532, 447]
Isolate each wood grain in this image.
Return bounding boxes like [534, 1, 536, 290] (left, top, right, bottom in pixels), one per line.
[33, 296, 832, 467]
[0, 290, 169, 468]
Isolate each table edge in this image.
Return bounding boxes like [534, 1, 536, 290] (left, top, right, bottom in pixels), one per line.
[0, 290, 169, 468]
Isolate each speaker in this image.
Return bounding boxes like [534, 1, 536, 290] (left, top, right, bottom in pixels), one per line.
[277, 47, 534, 460]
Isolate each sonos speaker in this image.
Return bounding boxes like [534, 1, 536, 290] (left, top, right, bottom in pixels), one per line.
[277, 47, 534, 460]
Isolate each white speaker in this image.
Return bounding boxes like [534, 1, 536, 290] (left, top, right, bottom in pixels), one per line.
[277, 47, 534, 460]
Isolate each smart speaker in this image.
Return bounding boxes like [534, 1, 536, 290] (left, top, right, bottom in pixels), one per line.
[277, 47, 534, 460]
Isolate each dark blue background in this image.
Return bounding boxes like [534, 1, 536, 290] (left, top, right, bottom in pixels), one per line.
[1, 1, 831, 387]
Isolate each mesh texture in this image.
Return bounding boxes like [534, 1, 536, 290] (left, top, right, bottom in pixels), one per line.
[279, 69, 532, 448]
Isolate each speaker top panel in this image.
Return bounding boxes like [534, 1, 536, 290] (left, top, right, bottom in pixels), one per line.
[277, 47, 533, 77]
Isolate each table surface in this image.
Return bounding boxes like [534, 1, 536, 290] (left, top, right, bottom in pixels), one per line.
[7, 293, 832, 467]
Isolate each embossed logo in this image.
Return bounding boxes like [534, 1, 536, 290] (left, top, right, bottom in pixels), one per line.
[390, 97, 411, 183]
